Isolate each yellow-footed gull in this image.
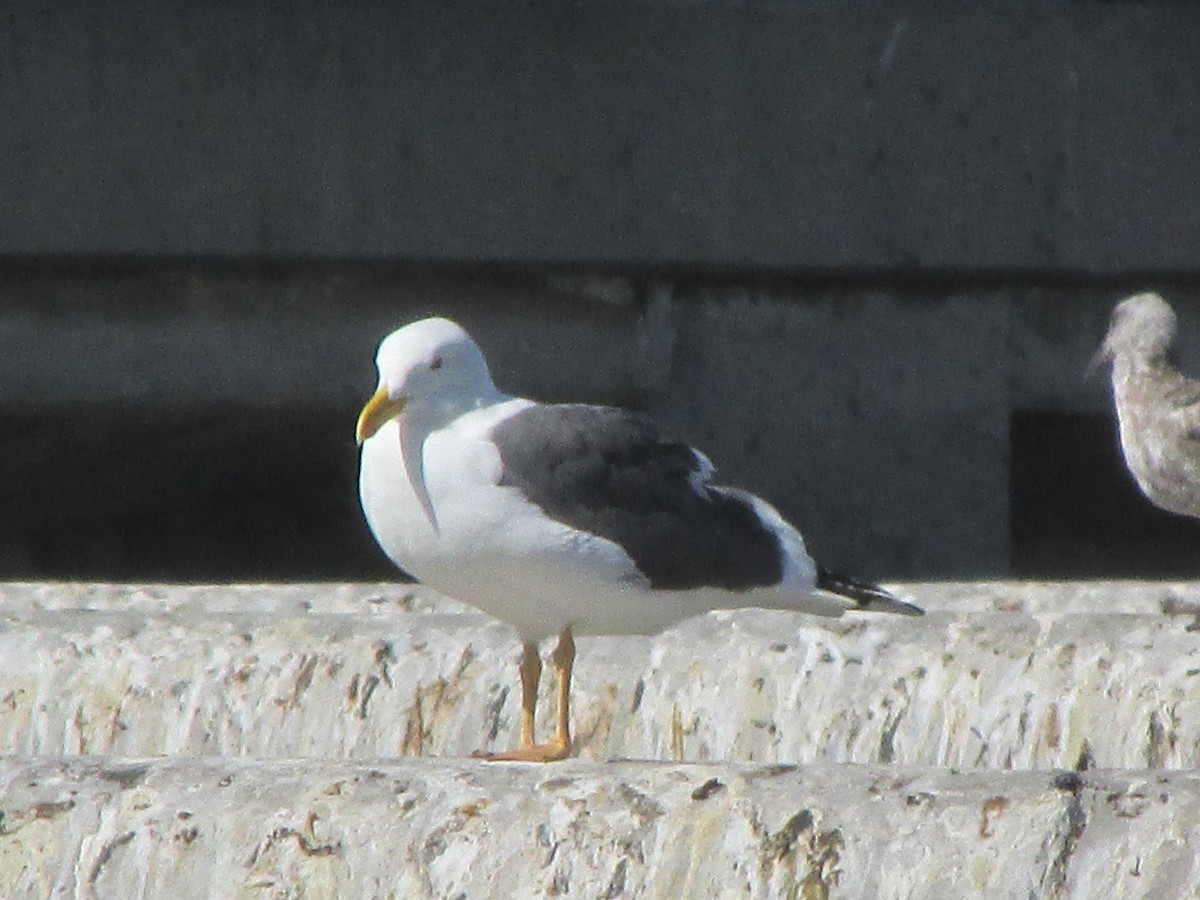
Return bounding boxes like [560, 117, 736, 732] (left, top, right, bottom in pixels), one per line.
[356, 316, 922, 762]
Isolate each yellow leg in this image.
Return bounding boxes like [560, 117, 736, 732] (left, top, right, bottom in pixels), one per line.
[481, 628, 574, 762]
[516, 641, 541, 749]
[550, 627, 575, 754]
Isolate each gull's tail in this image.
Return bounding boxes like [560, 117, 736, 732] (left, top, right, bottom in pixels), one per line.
[817, 566, 924, 617]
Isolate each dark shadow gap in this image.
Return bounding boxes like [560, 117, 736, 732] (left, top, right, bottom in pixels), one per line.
[1011, 410, 1200, 578]
[0, 405, 402, 582]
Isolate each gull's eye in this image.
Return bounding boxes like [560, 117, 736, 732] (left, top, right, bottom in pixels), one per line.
[430, 355, 443, 371]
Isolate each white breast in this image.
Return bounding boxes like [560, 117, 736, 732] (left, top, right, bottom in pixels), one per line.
[358, 401, 660, 638]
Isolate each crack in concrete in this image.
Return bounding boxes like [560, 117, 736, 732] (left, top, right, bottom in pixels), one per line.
[1041, 772, 1089, 898]
[247, 817, 342, 868]
[86, 830, 135, 888]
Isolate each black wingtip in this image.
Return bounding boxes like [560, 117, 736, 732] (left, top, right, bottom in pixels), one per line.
[816, 566, 924, 617]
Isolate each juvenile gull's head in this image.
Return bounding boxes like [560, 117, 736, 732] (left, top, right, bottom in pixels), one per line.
[1091, 292, 1178, 371]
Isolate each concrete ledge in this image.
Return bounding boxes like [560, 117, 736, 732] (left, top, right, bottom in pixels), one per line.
[4, 583, 1200, 895]
[3, 578, 1197, 616]
[0, 756, 1195, 898]
[3, 583, 1200, 768]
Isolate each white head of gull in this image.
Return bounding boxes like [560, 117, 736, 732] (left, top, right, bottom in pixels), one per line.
[356, 316, 922, 761]
[357, 317, 501, 531]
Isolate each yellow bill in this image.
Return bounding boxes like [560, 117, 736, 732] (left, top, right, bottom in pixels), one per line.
[356, 388, 407, 443]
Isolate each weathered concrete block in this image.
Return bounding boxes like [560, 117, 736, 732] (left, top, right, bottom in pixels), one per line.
[3, 583, 1200, 768]
[0, 757, 1197, 899]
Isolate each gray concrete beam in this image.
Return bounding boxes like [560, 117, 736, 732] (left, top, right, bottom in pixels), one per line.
[3, 4, 1199, 271]
[6, 273, 1200, 580]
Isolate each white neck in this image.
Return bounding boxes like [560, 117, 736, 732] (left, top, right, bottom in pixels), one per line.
[398, 385, 509, 532]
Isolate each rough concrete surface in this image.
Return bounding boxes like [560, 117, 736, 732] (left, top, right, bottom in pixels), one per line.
[3, 581, 1200, 897]
[1, 756, 1198, 900]
[3, 582, 1200, 768]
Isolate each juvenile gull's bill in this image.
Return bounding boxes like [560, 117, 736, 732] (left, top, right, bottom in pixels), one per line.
[1093, 292, 1200, 519]
[356, 316, 922, 761]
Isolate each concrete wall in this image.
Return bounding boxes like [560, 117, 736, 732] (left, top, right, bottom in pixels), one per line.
[6, 272, 1200, 582]
[3, 3, 1200, 581]
[4, 3, 1199, 269]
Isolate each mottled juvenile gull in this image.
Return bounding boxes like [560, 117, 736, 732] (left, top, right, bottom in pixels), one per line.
[356, 317, 922, 761]
[1093, 292, 1200, 518]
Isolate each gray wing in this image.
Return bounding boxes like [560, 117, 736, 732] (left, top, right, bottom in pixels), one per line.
[489, 404, 783, 591]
